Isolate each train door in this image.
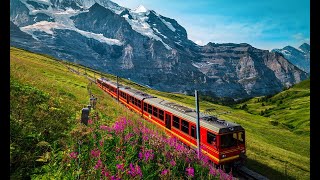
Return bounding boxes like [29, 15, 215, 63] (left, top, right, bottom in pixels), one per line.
[165, 113, 171, 130]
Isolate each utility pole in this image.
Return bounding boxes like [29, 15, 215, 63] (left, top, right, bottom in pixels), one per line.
[117, 76, 119, 102]
[195, 90, 201, 159]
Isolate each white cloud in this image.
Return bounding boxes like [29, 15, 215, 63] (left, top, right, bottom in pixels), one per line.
[194, 40, 204, 46]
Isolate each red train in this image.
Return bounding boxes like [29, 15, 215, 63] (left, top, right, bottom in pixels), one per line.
[96, 77, 246, 165]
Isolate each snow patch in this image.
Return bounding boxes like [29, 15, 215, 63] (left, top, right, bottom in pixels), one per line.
[21, 21, 122, 45]
[124, 10, 171, 50]
[76, 29, 122, 45]
[159, 17, 176, 32]
[19, 3, 123, 46]
[21, 21, 66, 35]
[153, 28, 168, 39]
[133, 5, 149, 13]
[28, 0, 52, 6]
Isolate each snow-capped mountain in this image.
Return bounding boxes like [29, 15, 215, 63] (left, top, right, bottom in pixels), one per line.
[10, 0, 308, 99]
[272, 43, 310, 73]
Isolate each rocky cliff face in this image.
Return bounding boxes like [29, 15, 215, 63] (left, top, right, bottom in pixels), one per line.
[10, 0, 309, 99]
[272, 43, 310, 73]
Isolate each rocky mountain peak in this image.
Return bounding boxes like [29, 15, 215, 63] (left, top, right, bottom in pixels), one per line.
[271, 43, 310, 73]
[299, 43, 310, 53]
[10, 0, 309, 99]
[133, 5, 149, 13]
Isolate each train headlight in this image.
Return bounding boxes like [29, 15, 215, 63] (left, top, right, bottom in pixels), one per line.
[221, 154, 226, 158]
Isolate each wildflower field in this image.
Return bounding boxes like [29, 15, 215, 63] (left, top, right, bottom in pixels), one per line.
[10, 47, 310, 179]
[54, 114, 233, 179]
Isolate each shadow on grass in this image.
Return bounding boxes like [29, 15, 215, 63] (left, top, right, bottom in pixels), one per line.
[245, 158, 295, 180]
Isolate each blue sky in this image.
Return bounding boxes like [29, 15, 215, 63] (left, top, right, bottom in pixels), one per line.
[112, 0, 310, 50]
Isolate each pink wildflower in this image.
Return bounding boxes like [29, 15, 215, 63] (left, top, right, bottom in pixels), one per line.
[101, 168, 109, 177]
[138, 151, 143, 160]
[124, 133, 134, 141]
[116, 163, 124, 171]
[186, 167, 194, 177]
[144, 149, 154, 161]
[88, 119, 93, 125]
[69, 152, 78, 159]
[94, 159, 102, 170]
[100, 125, 108, 130]
[127, 163, 142, 178]
[111, 175, 121, 180]
[161, 169, 169, 176]
[90, 148, 101, 158]
[170, 160, 176, 167]
[209, 165, 217, 176]
[99, 140, 104, 147]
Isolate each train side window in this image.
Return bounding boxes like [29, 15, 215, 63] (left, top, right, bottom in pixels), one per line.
[207, 131, 216, 145]
[159, 109, 164, 121]
[144, 103, 148, 111]
[173, 115, 180, 129]
[153, 107, 158, 117]
[137, 100, 141, 108]
[148, 104, 153, 114]
[181, 119, 189, 134]
[191, 126, 197, 139]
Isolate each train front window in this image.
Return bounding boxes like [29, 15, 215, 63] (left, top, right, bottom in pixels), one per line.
[220, 133, 237, 149]
[238, 131, 245, 144]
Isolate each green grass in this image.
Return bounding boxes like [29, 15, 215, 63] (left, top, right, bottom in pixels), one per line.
[235, 79, 310, 136]
[10, 47, 145, 179]
[10, 47, 310, 179]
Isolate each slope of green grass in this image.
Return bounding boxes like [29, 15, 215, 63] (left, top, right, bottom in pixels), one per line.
[10, 47, 145, 179]
[235, 79, 310, 136]
[10, 47, 310, 179]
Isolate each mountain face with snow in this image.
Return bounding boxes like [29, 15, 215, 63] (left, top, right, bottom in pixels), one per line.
[10, 0, 308, 99]
[272, 43, 310, 73]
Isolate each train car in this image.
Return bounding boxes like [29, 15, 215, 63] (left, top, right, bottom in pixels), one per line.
[96, 77, 246, 166]
[96, 78, 118, 98]
[143, 98, 245, 165]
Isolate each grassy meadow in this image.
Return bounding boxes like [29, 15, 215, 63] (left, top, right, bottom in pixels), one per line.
[10, 47, 310, 179]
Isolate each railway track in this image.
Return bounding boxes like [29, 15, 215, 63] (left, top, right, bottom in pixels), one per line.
[234, 166, 269, 180]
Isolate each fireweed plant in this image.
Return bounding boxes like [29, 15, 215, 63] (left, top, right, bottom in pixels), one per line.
[63, 113, 233, 179]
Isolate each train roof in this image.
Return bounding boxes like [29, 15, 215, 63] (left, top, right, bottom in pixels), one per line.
[144, 98, 244, 134]
[98, 78, 116, 87]
[119, 86, 155, 100]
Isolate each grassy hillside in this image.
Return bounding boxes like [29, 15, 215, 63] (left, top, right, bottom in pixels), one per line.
[10, 47, 310, 179]
[235, 79, 310, 136]
[10, 47, 145, 179]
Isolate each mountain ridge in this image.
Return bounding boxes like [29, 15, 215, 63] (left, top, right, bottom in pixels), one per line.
[271, 43, 310, 73]
[10, 0, 308, 99]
